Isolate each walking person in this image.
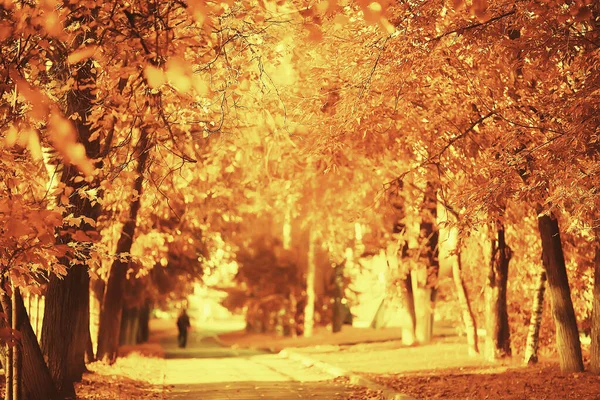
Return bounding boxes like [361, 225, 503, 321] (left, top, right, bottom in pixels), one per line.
[177, 308, 191, 348]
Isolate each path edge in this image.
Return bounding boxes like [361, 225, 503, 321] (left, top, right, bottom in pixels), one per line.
[279, 349, 416, 400]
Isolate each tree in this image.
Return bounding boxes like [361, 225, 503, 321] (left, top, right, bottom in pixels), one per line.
[413, 180, 440, 344]
[453, 253, 479, 356]
[0, 151, 63, 399]
[537, 213, 584, 372]
[524, 270, 546, 365]
[591, 234, 600, 373]
[304, 227, 317, 337]
[388, 181, 416, 345]
[97, 128, 151, 363]
[485, 223, 512, 360]
[41, 7, 103, 393]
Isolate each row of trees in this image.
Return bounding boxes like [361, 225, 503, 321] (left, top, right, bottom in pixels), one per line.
[1, 0, 599, 398]
[1, 0, 263, 398]
[200, 0, 600, 376]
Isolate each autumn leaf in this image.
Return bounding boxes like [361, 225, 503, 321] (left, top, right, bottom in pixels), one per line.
[68, 46, 98, 64]
[450, 0, 464, 10]
[472, 0, 488, 21]
[574, 7, 591, 22]
[53, 264, 68, 276]
[144, 65, 166, 89]
[72, 230, 93, 242]
[13, 76, 51, 120]
[305, 24, 323, 42]
[7, 219, 29, 238]
[27, 129, 43, 160]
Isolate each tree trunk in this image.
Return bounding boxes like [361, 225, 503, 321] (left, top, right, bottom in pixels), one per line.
[453, 253, 479, 356]
[388, 181, 416, 345]
[590, 239, 600, 373]
[2, 289, 13, 400]
[41, 26, 102, 394]
[89, 276, 105, 356]
[12, 289, 22, 400]
[4, 344, 12, 400]
[288, 294, 298, 338]
[128, 308, 140, 345]
[85, 329, 94, 364]
[119, 307, 130, 346]
[42, 264, 90, 397]
[137, 301, 151, 344]
[415, 181, 439, 344]
[331, 263, 344, 334]
[283, 204, 292, 250]
[0, 289, 59, 400]
[413, 280, 434, 344]
[537, 212, 584, 372]
[35, 295, 41, 339]
[484, 225, 512, 360]
[96, 129, 151, 363]
[119, 307, 140, 346]
[400, 274, 416, 346]
[524, 271, 546, 365]
[13, 290, 60, 400]
[303, 228, 316, 338]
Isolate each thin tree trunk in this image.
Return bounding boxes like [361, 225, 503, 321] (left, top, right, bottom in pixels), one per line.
[2, 289, 13, 400]
[288, 294, 297, 338]
[415, 181, 439, 344]
[96, 129, 151, 363]
[283, 204, 292, 250]
[11, 290, 59, 400]
[537, 212, 584, 372]
[35, 295, 40, 339]
[26, 295, 31, 322]
[90, 276, 105, 356]
[128, 308, 140, 345]
[119, 307, 129, 346]
[413, 279, 434, 344]
[303, 228, 316, 338]
[590, 239, 600, 373]
[85, 328, 94, 364]
[4, 345, 12, 400]
[524, 270, 546, 365]
[485, 225, 512, 360]
[453, 253, 479, 355]
[119, 307, 140, 346]
[400, 274, 416, 346]
[137, 301, 151, 344]
[389, 182, 415, 345]
[12, 289, 21, 400]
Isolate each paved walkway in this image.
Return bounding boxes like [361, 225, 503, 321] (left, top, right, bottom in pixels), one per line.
[157, 323, 362, 399]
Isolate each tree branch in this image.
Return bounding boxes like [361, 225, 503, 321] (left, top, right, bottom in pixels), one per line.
[429, 9, 516, 42]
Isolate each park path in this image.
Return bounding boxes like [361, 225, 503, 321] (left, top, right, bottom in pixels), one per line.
[156, 321, 362, 399]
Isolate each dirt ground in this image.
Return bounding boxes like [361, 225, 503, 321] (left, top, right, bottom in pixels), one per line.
[76, 353, 165, 399]
[366, 363, 600, 400]
[73, 322, 600, 400]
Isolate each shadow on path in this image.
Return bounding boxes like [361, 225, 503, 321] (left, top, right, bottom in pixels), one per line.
[167, 381, 357, 400]
[151, 319, 361, 399]
[159, 325, 267, 360]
